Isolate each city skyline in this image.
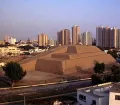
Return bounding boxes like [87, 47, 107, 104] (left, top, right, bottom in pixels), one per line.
[57, 29, 70, 45]
[72, 25, 80, 45]
[38, 33, 48, 46]
[0, 0, 120, 40]
[96, 26, 120, 48]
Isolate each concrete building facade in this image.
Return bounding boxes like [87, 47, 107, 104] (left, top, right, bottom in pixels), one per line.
[116, 29, 120, 48]
[96, 26, 120, 48]
[102, 27, 110, 48]
[38, 34, 48, 46]
[48, 39, 57, 46]
[64, 29, 70, 45]
[82, 32, 92, 45]
[57, 29, 70, 45]
[109, 27, 117, 48]
[57, 31, 64, 45]
[96, 26, 103, 47]
[72, 25, 80, 45]
[4, 36, 17, 45]
[77, 82, 120, 105]
[77, 83, 112, 105]
[8, 37, 16, 45]
[57, 31, 61, 45]
[109, 83, 120, 105]
[4, 36, 10, 42]
[0, 40, 5, 45]
[0, 46, 20, 56]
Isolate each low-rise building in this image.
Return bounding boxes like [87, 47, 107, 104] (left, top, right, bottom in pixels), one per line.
[77, 82, 112, 105]
[0, 40, 5, 45]
[18, 43, 33, 47]
[0, 47, 9, 56]
[34, 47, 45, 53]
[77, 82, 120, 105]
[8, 37, 16, 45]
[48, 39, 57, 46]
[0, 62, 5, 67]
[0, 46, 20, 56]
[82, 31, 92, 45]
[109, 83, 120, 105]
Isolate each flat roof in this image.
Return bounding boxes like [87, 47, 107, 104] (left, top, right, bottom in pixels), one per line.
[77, 82, 112, 98]
[110, 83, 120, 93]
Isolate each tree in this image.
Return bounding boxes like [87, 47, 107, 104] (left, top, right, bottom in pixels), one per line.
[24, 52, 30, 55]
[111, 65, 120, 82]
[92, 64, 120, 85]
[91, 74, 103, 85]
[7, 52, 12, 56]
[103, 73, 111, 82]
[3, 62, 26, 82]
[94, 62, 105, 74]
[107, 50, 118, 59]
[19, 45, 34, 51]
[5, 42, 10, 46]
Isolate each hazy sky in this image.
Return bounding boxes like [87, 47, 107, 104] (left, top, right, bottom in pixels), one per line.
[0, 0, 120, 40]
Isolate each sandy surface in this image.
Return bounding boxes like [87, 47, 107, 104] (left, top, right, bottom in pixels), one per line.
[22, 70, 91, 82]
[22, 71, 62, 81]
[14, 71, 63, 86]
[14, 70, 91, 86]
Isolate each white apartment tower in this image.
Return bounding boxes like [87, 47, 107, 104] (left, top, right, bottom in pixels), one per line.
[82, 31, 92, 45]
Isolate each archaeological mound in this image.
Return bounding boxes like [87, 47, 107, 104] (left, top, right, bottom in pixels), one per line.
[35, 45, 115, 75]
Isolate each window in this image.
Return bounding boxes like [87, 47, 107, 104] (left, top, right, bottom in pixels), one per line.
[91, 100, 96, 105]
[79, 94, 86, 102]
[115, 95, 120, 100]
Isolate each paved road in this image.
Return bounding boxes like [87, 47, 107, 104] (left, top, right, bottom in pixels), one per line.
[0, 79, 91, 96]
[2, 92, 77, 105]
[0, 79, 92, 104]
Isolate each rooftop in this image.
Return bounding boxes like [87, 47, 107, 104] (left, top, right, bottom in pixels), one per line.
[77, 82, 112, 98]
[110, 83, 120, 93]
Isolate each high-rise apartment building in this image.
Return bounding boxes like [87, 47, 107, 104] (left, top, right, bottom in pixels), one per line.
[96, 26, 103, 47]
[116, 29, 120, 48]
[72, 25, 80, 45]
[57, 31, 64, 45]
[8, 37, 16, 45]
[82, 31, 92, 45]
[48, 39, 57, 46]
[102, 27, 110, 48]
[38, 33, 48, 46]
[64, 29, 70, 45]
[109, 27, 117, 48]
[5, 36, 16, 45]
[57, 29, 70, 45]
[96, 26, 119, 48]
[4, 36, 10, 42]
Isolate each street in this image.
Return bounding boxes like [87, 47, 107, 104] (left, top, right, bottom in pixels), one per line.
[0, 79, 92, 104]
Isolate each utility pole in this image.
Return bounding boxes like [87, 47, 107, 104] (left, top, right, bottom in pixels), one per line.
[24, 95, 26, 105]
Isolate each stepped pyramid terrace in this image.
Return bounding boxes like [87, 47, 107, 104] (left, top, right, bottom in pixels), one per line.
[35, 45, 115, 75]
